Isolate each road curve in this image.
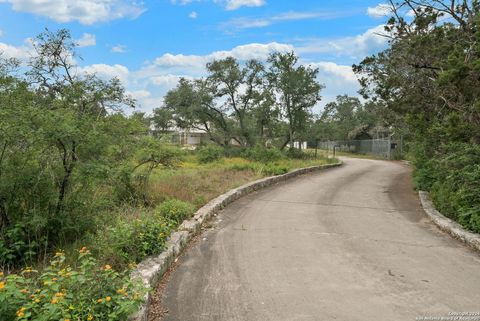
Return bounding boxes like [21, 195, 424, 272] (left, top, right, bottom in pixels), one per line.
[155, 158, 480, 321]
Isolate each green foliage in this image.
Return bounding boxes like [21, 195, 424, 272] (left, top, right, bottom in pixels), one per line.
[284, 148, 312, 160]
[197, 144, 224, 163]
[164, 53, 323, 149]
[268, 52, 323, 149]
[262, 164, 289, 176]
[242, 145, 283, 163]
[156, 199, 196, 225]
[223, 146, 247, 158]
[229, 161, 287, 176]
[93, 213, 175, 267]
[0, 250, 145, 321]
[353, 1, 480, 233]
[413, 143, 480, 233]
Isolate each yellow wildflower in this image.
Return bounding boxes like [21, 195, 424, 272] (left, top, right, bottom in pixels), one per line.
[55, 292, 65, 297]
[0, 282, 5, 290]
[16, 307, 26, 317]
[51, 299, 58, 304]
[79, 247, 90, 254]
[87, 315, 94, 321]
[106, 296, 111, 302]
[97, 298, 103, 303]
[35, 299, 40, 303]
[104, 265, 112, 270]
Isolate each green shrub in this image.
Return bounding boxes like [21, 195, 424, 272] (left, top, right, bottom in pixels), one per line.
[262, 164, 289, 176]
[197, 145, 224, 163]
[223, 146, 247, 158]
[94, 214, 175, 267]
[284, 148, 312, 160]
[229, 162, 259, 172]
[0, 223, 46, 270]
[243, 145, 283, 163]
[156, 199, 196, 225]
[413, 142, 480, 233]
[0, 249, 145, 321]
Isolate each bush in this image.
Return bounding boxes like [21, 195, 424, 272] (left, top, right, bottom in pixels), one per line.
[94, 214, 175, 267]
[197, 145, 224, 163]
[413, 142, 480, 233]
[0, 249, 145, 321]
[263, 164, 289, 176]
[284, 148, 312, 160]
[156, 199, 196, 225]
[243, 145, 283, 163]
[229, 163, 259, 172]
[223, 146, 247, 158]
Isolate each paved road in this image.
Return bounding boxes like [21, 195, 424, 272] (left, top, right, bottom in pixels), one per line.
[157, 158, 480, 321]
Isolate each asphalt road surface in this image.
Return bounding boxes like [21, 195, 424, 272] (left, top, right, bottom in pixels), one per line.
[156, 158, 480, 321]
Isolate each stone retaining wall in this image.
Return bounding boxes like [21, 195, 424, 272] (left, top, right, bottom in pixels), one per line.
[129, 162, 342, 321]
[419, 191, 480, 253]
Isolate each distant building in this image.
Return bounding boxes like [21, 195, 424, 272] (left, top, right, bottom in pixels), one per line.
[151, 127, 210, 145]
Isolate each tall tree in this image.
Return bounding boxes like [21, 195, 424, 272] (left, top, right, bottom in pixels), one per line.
[267, 52, 323, 149]
[206, 58, 266, 147]
[164, 78, 233, 146]
[26, 29, 134, 217]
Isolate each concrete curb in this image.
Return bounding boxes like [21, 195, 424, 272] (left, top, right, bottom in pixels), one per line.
[128, 161, 342, 321]
[419, 191, 480, 253]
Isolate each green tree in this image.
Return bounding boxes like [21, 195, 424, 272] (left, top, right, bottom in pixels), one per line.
[353, 0, 480, 231]
[207, 58, 266, 146]
[267, 52, 323, 149]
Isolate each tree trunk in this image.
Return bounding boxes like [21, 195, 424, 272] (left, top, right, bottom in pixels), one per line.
[55, 140, 77, 216]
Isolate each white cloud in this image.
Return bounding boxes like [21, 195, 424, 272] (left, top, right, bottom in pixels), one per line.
[171, 0, 265, 10]
[79, 64, 130, 83]
[150, 74, 194, 87]
[367, 4, 391, 18]
[189, 11, 198, 18]
[297, 25, 389, 60]
[311, 62, 358, 84]
[0, 0, 145, 24]
[111, 44, 127, 53]
[223, 10, 344, 30]
[0, 42, 30, 59]
[127, 89, 151, 100]
[76, 33, 96, 48]
[219, 0, 265, 10]
[306, 61, 361, 112]
[151, 42, 293, 71]
[170, 0, 197, 4]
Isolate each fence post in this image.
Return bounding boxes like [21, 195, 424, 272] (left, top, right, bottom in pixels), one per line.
[388, 137, 392, 160]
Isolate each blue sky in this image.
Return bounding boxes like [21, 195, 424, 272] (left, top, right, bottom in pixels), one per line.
[0, 0, 392, 113]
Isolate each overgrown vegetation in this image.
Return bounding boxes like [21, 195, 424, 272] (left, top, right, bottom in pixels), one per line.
[0, 250, 145, 321]
[353, 0, 480, 232]
[0, 28, 333, 320]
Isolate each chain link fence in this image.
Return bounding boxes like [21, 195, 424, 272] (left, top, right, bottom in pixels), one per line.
[317, 138, 402, 160]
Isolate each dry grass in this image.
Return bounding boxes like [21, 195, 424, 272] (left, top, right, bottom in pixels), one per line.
[146, 156, 333, 209]
[147, 167, 260, 208]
